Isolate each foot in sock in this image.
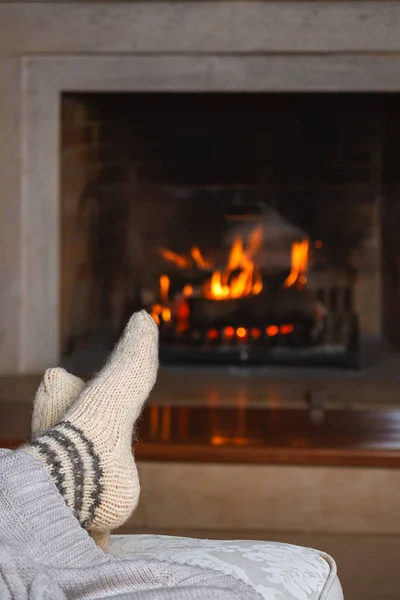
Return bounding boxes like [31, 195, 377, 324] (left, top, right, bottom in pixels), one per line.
[31, 368, 85, 439]
[22, 311, 159, 550]
[30, 368, 112, 548]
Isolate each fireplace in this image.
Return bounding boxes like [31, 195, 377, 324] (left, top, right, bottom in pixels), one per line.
[60, 92, 398, 372]
[152, 195, 359, 368]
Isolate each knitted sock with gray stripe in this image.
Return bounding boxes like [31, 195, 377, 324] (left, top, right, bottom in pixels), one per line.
[30, 369, 113, 549]
[21, 311, 158, 550]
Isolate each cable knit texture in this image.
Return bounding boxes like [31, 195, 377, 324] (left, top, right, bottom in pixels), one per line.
[0, 449, 259, 600]
[22, 311, 159, 549]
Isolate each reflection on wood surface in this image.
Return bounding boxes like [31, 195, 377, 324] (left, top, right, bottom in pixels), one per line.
[2, 400, 400, 467]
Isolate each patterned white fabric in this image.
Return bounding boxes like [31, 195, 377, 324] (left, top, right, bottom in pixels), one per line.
[109, 535, 344, 600]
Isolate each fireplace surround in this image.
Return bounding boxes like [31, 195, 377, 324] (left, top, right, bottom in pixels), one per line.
[60, 91, 392, 371]
[2, 1, 400, 374]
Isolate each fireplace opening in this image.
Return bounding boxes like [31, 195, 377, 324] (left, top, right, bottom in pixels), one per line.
[152, 210, 359, 368]
[60, 92, 400, 373]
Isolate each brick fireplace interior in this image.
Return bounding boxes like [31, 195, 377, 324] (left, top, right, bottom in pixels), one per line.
[60, 92, 400, 380]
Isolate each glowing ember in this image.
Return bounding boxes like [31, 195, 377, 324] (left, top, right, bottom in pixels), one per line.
[283, 239, 309, 288]
[224, 326, 235, 339]
[236, 327, 247, 339]
[206, 329, 219, 340]
[280, 324, 294, 335]
[266, 325, 279, 337]
[176, 322, 189, 334]
[177, 299, 190, 320]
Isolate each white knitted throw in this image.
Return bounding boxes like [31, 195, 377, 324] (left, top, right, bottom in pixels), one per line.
[0, 448, 259, 599]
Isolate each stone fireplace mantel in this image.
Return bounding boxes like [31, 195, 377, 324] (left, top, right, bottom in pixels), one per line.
[2, 1, 400, 374]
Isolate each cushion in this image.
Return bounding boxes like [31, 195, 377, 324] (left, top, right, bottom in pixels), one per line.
[109, 535, 344, 600]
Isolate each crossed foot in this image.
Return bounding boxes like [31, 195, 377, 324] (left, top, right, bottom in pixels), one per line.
[22, 311, 159, 551]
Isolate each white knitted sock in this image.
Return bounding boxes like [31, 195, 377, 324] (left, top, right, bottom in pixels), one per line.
[30, 368, 112, 550]
[31, 368, 85, 439]
[23, 311, 158, 548]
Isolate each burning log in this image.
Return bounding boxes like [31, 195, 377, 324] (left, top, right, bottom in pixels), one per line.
[188, 288, 322, 330]
[162, 268, 213, 300]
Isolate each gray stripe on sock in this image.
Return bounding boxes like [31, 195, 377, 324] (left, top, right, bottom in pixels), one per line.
[60, 420, 104, 529]
[42, 429, 85, 521]
[29, 440, 67, 500]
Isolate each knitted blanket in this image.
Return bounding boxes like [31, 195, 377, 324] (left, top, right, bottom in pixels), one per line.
[0, 449, 259, 599]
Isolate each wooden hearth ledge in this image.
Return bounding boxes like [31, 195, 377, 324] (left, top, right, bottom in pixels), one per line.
[2, 391, 400, 468]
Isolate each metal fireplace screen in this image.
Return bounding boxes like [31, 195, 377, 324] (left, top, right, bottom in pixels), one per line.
[149, 201, 359, 368]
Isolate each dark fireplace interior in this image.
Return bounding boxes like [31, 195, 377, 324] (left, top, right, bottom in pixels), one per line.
[60, 92, 400, 374]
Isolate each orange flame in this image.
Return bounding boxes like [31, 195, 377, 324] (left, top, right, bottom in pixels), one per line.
[159, 248, 190, 269]
[162, 307, 171, 322]
[191, 246, 211, 269]
[160, 275, 170, 302]
[204, 227, 263, 300]
[160, 246, 212, 270]
[283, 240, 309, 288]
[151, 277, 172, 325]
[182, 284, 193, 297]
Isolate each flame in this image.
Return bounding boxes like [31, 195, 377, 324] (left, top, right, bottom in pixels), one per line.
[159, 248, 190, 269]
[191, 246, 211, 269]
[204, 227, 263, 300]
[160, 275, 170, 302]
[151, 277, 170, 325]
[246, 226, 264, 258]
[183, 284, 193, 297]
[162, 307, 171, 322]
[158, 227, 262, 300]
[252, 271, 263, 295]
[283, 240, 309, 288]
[160, 246, 212, 270]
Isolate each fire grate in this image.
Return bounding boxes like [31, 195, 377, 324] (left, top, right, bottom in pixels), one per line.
[157, 285, 360, 368]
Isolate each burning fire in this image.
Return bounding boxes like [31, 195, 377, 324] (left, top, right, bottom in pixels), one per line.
[151, 229, 311, 327]
[204, 226, 264, 300]
[159, 275, 170, 302]
[191, 246, 211, 269]
[159, 246, 211, 270]
[159, 248, 190, 269]
[283, 239, 309, 288]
